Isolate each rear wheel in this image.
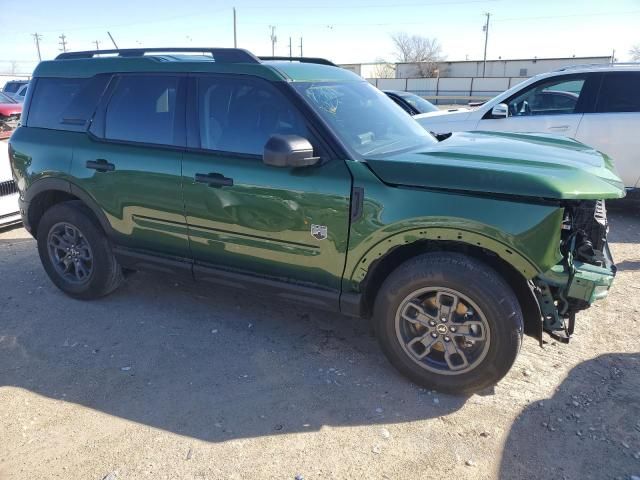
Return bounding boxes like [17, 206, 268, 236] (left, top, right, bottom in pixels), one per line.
[373, 252, 523, 394]
[37, 201, 123, 299]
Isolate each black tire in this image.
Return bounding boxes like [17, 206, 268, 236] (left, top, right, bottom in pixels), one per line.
[373, 252, 523, 395]
[37, 201, 123, 300]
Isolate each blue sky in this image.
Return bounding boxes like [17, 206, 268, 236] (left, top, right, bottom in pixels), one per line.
[1, 0, 639, 73]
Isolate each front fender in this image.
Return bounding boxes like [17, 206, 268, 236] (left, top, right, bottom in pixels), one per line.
[343, 161, 565, 293]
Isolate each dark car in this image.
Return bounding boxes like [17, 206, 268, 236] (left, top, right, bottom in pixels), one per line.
[2, 80, 29, 95]
[384, 90, 439, 115]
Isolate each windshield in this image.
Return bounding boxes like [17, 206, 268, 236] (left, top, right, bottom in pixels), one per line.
[3, 83, 24, 94]
[0, 92, 17, 104]
[397, 92, 439, 113]
[294, 81, 436, 158]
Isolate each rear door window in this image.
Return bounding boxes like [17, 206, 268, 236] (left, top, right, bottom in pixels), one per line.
[28, 77, 108, 131]
[104, 75, 184, 146]
[596, 72, 640, 113]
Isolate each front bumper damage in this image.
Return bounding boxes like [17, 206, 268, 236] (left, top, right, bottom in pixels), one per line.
[533, 242, 616, 343]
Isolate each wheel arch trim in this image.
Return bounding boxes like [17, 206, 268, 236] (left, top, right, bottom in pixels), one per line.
[23, 177, 114, 238]
[348, 227, 540, 289]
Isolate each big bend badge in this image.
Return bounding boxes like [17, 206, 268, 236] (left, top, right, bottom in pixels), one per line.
[310, 224, 328, 241]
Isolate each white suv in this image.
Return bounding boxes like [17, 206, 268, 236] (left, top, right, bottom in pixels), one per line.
[415, 64, 640, 191]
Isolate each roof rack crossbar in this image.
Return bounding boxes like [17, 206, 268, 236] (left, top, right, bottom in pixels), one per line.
[56, 48, 260, 63]
[554, 62, 640, 71]
[259, 56, 337, 67]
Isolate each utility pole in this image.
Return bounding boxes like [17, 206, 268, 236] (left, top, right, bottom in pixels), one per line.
[233, 7, 237, 47]
[107, 31, 118, 49]
[32, 33, 42, 61]
[94, 40, 101, 50]
[299, 37, 303, 56]
[289, 37, 292, 58]
[59, 34, 68, 52]
[611, 48, 616, 63]
[482, 12, 490, 77]
[269, 25, 277, 56]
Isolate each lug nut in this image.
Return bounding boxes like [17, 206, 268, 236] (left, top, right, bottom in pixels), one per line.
[431, 332, 438, 338]
[444, 336, 451, 342]
[440, 317, 447, 323]
[429, 321, 436, 327]
[450, 326, 457, 332]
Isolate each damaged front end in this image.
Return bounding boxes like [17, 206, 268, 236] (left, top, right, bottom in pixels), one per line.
[533, 200, 616, 343]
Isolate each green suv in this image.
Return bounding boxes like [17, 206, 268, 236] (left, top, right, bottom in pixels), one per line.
[9, 48, 625, 394]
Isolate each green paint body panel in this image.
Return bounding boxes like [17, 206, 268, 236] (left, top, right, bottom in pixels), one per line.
[181, 151, 351, 292]
[366, 131, 625, 200]
[11, 54, 626, 321]
[343, 161, 565, 292]
[538, 262, 615, 304]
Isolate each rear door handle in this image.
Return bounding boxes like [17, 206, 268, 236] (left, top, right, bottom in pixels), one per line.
[195, 172, 234, 188]
[86, 159, 115, 172]
[548, 125, 569, 131]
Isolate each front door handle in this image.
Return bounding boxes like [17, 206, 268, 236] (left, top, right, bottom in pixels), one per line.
[548, 125, 569, 131]
[195, 172, 234, 188]
[86, 159, 115, 172]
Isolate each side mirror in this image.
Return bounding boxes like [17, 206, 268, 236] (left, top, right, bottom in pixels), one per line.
[491, 103, 509, 119]
[263, 135, 320, 168]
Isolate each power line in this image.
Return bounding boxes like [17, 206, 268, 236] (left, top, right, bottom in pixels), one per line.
[32, 33, 42, 61]
[269, 25, 277, 56]
[59, 34, 68, 52]
[482, 13, 490, 77]
[241, 0, 501, 9]
[233, 7, 238, 48]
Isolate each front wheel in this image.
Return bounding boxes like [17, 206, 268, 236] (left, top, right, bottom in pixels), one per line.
[373, 252, 523, 394]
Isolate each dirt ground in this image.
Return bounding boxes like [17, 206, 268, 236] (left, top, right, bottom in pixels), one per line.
[0, 204, 639, 480]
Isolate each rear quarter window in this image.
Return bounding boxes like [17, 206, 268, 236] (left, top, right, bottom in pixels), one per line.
[596, 72, 640, 113]
[28, 76, 109, 131]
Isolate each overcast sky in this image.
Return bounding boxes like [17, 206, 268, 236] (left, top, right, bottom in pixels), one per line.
[1, 0, 639, 73]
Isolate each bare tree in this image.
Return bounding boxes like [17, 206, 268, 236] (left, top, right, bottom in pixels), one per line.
[390, 32, 444, 77]
[372, 58, 396, 79]
[630, 45, 640, 61]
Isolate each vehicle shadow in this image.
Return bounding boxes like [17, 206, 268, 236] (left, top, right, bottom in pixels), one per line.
[499, 353, 640, 480]
[0, 236, 466, 443]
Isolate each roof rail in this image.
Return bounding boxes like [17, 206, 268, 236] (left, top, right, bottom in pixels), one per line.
[554, 62, 640, 72]
[259, 56, 337, 67]
[55, 48, 260, 63]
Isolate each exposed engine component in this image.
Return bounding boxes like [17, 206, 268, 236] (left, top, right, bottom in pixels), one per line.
[561, 200, 609, 267]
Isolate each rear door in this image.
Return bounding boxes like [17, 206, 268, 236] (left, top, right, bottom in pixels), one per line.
[476, 73, 596, 137]
[575, 71, 640, 189]
[72, 73, 190, 257]
[181, 74, 352, 295]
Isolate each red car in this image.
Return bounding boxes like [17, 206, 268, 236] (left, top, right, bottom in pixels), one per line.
[0, 91, 22, 139]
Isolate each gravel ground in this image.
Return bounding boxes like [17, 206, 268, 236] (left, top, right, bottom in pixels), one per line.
[0, 204, 638, 480]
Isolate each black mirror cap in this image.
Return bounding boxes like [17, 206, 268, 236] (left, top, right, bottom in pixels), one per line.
[263, 134, 320, 168]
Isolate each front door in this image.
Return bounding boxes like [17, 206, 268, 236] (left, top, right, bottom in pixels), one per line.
[477, 73, 595, 138]
[181, 74, 352, 292]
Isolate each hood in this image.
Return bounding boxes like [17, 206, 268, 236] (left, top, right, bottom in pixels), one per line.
[414, 108, 471, 122]
[365, 131, 625, 200]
